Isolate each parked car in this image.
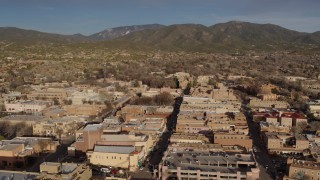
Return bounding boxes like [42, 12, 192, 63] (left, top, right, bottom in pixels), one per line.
[253, 146, 260, 152]
[101, 167, 111, 173]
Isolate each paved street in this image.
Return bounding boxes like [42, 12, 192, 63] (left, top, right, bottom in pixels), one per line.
[27, 144, 69, 172]
[244, 108, 276, 180]
[132, 97, 182, 180]
[26, 136, 74, 172]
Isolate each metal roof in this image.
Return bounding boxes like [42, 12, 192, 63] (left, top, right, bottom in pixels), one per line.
[94, 145, 134, 154]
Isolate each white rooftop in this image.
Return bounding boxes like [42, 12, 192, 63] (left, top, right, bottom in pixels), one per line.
[94, 145, 134, 154]
[83, 124, 102, 131]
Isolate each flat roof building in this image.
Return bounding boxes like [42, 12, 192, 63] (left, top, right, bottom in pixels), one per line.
[4, 100, 53, 114]
[87, 145, 144, 171]
[158, 150, 259, 180]
[0, 170, 39, 180]
[0, 137, 58, 170]
[0, 115, 49, 126]
[38, 162, 92, 180]
[285, 159, 320, 180]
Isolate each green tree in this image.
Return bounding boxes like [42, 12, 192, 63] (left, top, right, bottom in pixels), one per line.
[208, 78, 217, 86]
[174, 77, 180, 88]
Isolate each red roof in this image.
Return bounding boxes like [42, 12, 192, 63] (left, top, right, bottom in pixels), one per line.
[253, 112, 267, 116]
[281, 112, 305, 119]
[265, 112, 279, 118]
[254, 111, 306, 119]
[253, 112, 279, 118]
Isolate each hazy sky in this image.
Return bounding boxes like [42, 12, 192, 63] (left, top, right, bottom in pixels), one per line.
[1, 0, 319, 35]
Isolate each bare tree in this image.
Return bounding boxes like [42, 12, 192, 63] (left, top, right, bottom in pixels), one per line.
[131, 96, 155, 106]
[295, 171, 309, 180]
[292, 122, 308, 135]
[37, 139, 49, 155]
[309, 121, 320, 131]
[63, 99, 72, 105]
[0, 122, 21, 139]
[154, 92, 174, 106]
[55, 128, 64, 143]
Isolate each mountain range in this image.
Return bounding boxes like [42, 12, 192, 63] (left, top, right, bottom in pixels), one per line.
[1, 21, 319, 52]
[0, 27, 89, 44]
[117, 21, 320, 52]
[89, 24, 165, 40]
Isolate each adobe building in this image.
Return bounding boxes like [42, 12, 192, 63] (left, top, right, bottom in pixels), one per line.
[87, 145, 144, 171]
[257, 84, 279, 101]
[0, 137, 58, 170]
[262, 132, 309, 154]
[63, 104, 105, 116]
[69, 124, 103, 155]
[4, 100, 53, 114]
[38, 162, 92, 180]
[27, 88, 68, 102]
[284, 159, 320, 180]
[214, 132, 253, 149]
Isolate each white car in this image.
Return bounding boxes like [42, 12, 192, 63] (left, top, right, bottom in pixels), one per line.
[101, 168, 110, 173]
[253, 146, 260, 153]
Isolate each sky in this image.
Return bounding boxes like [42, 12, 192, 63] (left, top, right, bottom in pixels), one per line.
[0, 0, 319, 35]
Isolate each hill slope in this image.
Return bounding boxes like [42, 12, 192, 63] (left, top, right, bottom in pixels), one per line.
[117, 21, 320, 52]
[1, 22, 319, 53]
[89, 24, 165, 40]
[0, 27, 89, 44]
